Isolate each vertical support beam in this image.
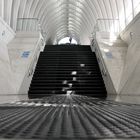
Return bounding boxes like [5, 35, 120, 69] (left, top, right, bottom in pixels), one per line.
[131, 0, 135, 18]
[0, 0, 4, 19]
[122, 0, 127, 26]
[4, 0, 13, 25]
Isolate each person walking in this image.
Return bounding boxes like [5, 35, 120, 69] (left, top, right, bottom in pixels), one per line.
[69, 37, 72, 44]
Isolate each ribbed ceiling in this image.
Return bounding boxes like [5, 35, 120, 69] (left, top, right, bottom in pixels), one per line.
[0, 0, 140, 44]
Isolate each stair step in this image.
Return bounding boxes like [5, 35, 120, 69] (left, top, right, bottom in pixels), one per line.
[30, 83, 104, 86]
[29, 89, 106, 93]
[31, 79, 104, 83]
[30, 86, 105, 89]
[33, 74, 101, 77]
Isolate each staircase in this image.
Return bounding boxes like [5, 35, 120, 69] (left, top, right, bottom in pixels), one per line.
[28, 45, 107, 98]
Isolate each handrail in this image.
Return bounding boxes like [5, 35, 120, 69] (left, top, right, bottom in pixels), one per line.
[94, 40, 107, 77]
[28, 43, 41, 77]
[16, 18, 41, 32]
[41, 30, 47, 40]
[91, 35, 117, 94]
[97, 18, 119, 21]
[90, 32, 107, 76]
[28, 37, 45, 77]
[95, 47, 107, 76]
[96, 18, 120, 33]
[17, 18, 39, 20]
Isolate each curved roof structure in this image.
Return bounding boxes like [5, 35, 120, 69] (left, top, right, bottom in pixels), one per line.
[0, 0, 140, 44]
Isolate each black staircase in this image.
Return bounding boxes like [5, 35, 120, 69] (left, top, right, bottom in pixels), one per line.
[28, 45, 107, 98]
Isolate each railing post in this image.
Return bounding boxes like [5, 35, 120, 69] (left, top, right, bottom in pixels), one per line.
[132, 0, 135, 18]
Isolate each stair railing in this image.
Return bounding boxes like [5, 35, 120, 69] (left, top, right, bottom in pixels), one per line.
[94, 43, 107, 77]
[94, 39, 117, 94]
[16, 18, 41, 32]
[90, 19, 120, 94]
[27, 39, 43, 77]
[92, 18, 121, 77]
[16, 18, 43, 77]
[28, 49, 39, 77]
[96, 18, 120, 33]
[91, 28, 107, 77]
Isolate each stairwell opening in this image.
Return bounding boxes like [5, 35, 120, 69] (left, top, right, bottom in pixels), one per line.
[58, 37, 78, 45]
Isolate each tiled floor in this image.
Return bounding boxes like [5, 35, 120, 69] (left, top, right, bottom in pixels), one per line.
[0, 94, 140, 140]
[1, 95, 140, 139]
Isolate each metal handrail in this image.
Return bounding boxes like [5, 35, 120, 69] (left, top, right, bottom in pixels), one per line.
[28, 45, 40, 77]
[90, 32, 107, 77]
[17, 18, 39, 20]
[16, 18, 41, 31]
[97, 18, 119, 21]
[94, 42, 107, 77]
[28, 37, 45, 77]
[96, 18, 120, 33]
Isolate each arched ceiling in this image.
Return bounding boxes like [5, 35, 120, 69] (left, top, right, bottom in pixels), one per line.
[0, 0, 140, 44]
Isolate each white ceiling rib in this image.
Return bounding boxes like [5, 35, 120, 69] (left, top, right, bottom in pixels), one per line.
[0, 0, 140, 44]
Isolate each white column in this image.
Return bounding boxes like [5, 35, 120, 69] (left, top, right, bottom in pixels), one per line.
[0, 0, 4, 18]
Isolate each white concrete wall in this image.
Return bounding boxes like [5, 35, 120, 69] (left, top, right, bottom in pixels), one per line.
[8, 31, 44, 95]
[0, 17, 15, 95]
[119, 38, 140, 95]
[0, 42, 15, 94]
[120, 12, 140, 45]
[118, 12, 140, 95]
[0, 17, 15, 44]
[96, 32, 128, 94]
